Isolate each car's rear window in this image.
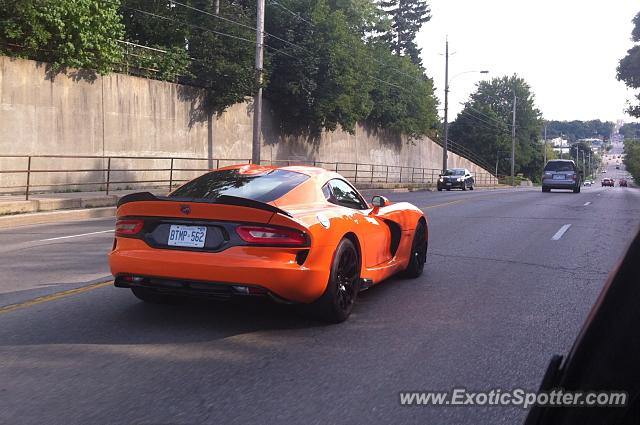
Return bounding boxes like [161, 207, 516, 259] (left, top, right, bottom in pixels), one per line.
[169, 169, 309, 203]
[544, 161, 575, 172]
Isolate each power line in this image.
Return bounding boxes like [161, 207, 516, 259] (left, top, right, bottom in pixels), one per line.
[268, 0, 314, 26]
[171, 0, 257, 32]
[125, 7, 298, 60]
[459, 109, 510, 134]
[466, 105, 513, 128]
[126, 7, 257, 44]
[170, 0, 314, 55]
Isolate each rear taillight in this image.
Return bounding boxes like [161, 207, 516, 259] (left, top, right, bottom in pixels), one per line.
[115, 219, 144, 235]
[236, 225, 308, 246]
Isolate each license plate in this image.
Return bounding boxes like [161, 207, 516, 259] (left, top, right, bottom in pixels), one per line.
[168, 225, 207, 248]
[553, 174, 565, 180]
[446, 182, 452, 185]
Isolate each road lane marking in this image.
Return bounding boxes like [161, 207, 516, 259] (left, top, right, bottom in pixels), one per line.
[551, 224, 572, 241]
[583, 202, 591, 206]
[0, 280, 112, 316]
[38, 229, 114, 242]
[422, 199, 467, 209]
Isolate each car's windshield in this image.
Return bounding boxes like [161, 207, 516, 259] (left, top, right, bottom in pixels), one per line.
[544, 162, 575, 172]
[444, 169, 465, 176]
[169, 169, 309, 203]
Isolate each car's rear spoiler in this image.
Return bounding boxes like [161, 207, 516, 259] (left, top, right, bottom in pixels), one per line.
[116, 192, 292, 217]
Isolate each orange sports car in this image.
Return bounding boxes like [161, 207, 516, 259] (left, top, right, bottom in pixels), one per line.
[109, 164, 428, 322]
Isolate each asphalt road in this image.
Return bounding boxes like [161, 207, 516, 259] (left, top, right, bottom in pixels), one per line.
[1, 159, 639, 425]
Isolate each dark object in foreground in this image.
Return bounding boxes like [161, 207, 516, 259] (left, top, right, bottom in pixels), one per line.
[524, 227, 640, 424]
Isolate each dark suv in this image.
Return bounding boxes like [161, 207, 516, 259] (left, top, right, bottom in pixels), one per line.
[541, 160, 581, 193]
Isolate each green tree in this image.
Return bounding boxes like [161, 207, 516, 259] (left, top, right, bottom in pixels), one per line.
[120, 0, 256, 114]
[366, 43, 438, 139]
[617, 11, 640, 117]
[264, 0, 437, 136]
[0, 0, 124, 74]
[623, 139, 640, 182]
[449, 75, 544, 179]
[379, 0, 430, 65]
[620, 122, 640, 139]
[265, 0, 375, 135]
[545, 120, 614, 143]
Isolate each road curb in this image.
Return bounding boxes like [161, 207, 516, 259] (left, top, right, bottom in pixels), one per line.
[0, 207, 116, 229]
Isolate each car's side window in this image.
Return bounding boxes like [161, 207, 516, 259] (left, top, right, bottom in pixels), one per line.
[321, 183, 332, 201]
[326, 179, 367, 210]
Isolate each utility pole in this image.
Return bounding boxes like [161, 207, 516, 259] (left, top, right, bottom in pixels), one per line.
[442, 37, 449, 173]
[251, 0, 265, 165]
[510, 91, 516, 186]
[543, 122, 547, 165]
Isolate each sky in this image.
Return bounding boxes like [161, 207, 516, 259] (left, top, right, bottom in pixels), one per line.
[416, 0, 639, 123]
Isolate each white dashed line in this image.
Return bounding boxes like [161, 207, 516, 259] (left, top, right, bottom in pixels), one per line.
[38, 230, 114, 242]
[551, 224, 572, 241]
[583, 201, 591, 206]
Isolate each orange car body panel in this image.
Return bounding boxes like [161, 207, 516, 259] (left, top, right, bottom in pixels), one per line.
[108, 164, 427, 303]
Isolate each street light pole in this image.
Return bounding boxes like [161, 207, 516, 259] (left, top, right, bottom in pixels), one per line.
[442, 38, 449, 173]
[510, 91, 516, 186]
[251, 0, 265, 165]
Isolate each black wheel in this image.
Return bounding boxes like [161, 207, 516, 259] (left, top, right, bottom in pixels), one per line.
[446, 188, 451, 191]
[469, 185, 474, 190]
[131, 287, 182, 304]
[308, 238, 361, 323]
[401, 221, 428, 278]
[573, 186, 580, 193]
[437, 187, 442, 192]
[542, 187, 550, 193]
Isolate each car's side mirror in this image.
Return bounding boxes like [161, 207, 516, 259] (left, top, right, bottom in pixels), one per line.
[371, 195, 390, 208]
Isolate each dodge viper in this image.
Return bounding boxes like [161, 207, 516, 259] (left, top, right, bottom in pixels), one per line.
[109, 164, 428, 322]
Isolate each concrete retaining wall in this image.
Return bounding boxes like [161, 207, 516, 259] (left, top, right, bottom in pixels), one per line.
[0, 56, 495, 193]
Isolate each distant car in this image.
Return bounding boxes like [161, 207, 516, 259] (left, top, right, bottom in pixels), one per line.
[437, 168, 474, 191]
[602, 178, 614, 187]
[583, 180, 591, 187]
[542, 160, 581, 193]
[601, 170, 607, 174]
[619, 179, 628, 187]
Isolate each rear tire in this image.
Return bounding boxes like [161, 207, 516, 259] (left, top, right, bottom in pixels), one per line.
[131, 287, 182, 304]
[308, 238, 361, 323]
[573, 186, 580, 193]
[542, 187, 550, 193]
[401, 221, 428, 278]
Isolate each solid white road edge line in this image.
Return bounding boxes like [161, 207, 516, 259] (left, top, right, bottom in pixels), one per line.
[551, 224, 572, 241]
[38, 229, 114, 242]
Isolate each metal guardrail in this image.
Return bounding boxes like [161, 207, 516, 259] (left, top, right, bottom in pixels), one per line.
[0, 155, 499, 200]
